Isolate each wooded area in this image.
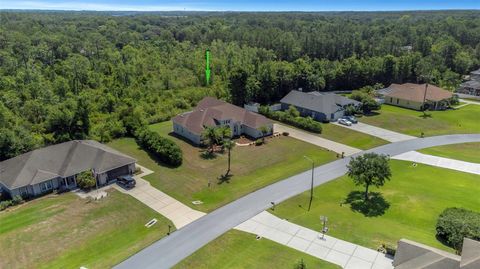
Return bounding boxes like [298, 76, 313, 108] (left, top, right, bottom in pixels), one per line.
[0, 11, 479, 160]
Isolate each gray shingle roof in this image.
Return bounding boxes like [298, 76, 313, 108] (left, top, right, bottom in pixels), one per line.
[0, 140, 136, 190]
[460, 80, 480, 90]
[280, 90, 360, 114]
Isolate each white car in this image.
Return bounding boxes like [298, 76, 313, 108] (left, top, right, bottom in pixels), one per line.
[338, 118, 352, 126]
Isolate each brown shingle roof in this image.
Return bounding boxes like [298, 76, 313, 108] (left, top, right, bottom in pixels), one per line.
[172, 97, 271, 135]
[385, 83, 453, 103]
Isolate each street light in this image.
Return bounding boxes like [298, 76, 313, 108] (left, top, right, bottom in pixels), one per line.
[303, 156, 314, 211]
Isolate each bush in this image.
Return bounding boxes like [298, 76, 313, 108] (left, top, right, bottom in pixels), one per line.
[12, 195, 24, 205]
[0, 200, 13, 211]
[255, 139, 263, 146]
[77, 171, 97, 190]
[436, 207, 480, 252]
[282, 131, 289, 136]
[259, 106, 322, 133]
[136, 128, 183, 167]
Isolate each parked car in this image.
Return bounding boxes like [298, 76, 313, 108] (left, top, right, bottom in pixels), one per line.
[338, 118, 352, 126]
[343, 115, 358, 124]
[117, 175, 136, 189]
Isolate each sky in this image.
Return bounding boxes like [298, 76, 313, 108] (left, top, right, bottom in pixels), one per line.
[1, 0, 480, 11]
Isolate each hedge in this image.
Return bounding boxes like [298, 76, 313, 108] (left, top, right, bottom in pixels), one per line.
[436, 207, 480, 252]
[259, 106, 322, 133]
[0, 195, 24, 211]
[136, 128, 183, 167]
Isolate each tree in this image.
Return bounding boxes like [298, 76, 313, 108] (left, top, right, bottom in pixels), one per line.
[294, 259, 307, 269]
[259, 125, 270, 143]
[76, 171, 96, 190]
[223, 139, 235, 177]
[201, 126, 220, 154]
[347, 153, 391, 201]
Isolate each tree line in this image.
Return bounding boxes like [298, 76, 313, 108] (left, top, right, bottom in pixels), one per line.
[0, 11, 479, 160]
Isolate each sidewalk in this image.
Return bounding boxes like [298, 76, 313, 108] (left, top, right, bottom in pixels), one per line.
[332, 122, 415, 142]
[113, 165, 206, 228]
[392, 151, 480, 175]
[235, 211, 394, 269]
[274, 123, 361, 156]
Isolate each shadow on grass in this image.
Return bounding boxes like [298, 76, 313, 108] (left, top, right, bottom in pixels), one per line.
[344, 191, 390, 217]
[217, 174, 233, 184]
[419, 113, 432, 119]
[200, 150, 217, 160]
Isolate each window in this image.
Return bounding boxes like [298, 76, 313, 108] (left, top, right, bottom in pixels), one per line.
[390, 97, 393, 103]
[40, 181, 52, 192]
[396, 98, 399, 104]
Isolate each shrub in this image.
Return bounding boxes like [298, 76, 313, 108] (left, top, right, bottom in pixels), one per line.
[436, 207, 480, 252]
[255, 139, 263, 146]
[0, 200, 13, 211]
[12, 195, 24, 205]
[77, 171, 97, 190]
[259, 107, 322, 134]
[136, 128, 183, 167]
[282, 131, 289, 136]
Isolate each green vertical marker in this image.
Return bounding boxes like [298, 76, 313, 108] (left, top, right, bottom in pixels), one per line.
[205, 49, 211, 85]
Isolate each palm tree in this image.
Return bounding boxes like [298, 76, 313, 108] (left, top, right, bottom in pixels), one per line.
[223, 139, 235, 176]
[259, 125, 270, 143]
[201, 126, 218, 154]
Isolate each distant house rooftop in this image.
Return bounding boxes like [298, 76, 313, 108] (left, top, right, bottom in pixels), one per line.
[380, 83, 453, 103]
[172, 97, 271, 135]
[280, 90, 360, 115]
[0, 140, 136, 190]
[471, 68, 480, 76]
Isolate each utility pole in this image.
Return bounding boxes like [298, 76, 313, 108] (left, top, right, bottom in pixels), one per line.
[303, 156, 314, 211]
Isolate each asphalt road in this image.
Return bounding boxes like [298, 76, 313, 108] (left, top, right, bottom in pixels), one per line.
[115, 134, 480, 269]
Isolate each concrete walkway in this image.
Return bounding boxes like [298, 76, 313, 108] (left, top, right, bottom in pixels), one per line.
[274, 123, 361, 156]
[332, 122, 415, 142]
[236, 211, 394, 269]
[460, 99, 480, 105]
[392, 151, 480, 175]
[113, 165, 205, 228]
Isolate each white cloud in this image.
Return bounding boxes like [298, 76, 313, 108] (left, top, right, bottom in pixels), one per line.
[0, 1, 205, 11]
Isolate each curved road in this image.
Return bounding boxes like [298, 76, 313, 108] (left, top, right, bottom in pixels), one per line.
[115, 134, 480, 269]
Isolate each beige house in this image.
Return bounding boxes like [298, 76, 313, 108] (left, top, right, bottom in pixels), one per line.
[0, 140, 136, 198]
[378, 83, 454, 110]
[172, 97, 273, 145]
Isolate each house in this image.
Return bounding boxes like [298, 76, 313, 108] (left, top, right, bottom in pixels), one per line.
[172, 97, 273, 145]
[279, 90, 361, 122]
[393, 238, 480, 269]
[0, 140, 136, 198]
[456, 68, 480, 98]
[377, 83, 454, 110]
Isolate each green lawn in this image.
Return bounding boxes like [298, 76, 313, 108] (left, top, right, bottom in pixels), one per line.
[175, 230, 340, 269]
[108, 121, 338, 212]
[359, 104, 480, 137]
[273, 160, 480, 252]
[419, 142, 480, 163]
[0, 191, 173, 269]
[320, 123, 389, 150]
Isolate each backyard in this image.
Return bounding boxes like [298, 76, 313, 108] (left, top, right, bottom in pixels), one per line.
[0, 190, 173, 269]
[273, 160, 480, 252]
[174, 230, 340, 269]
[108, 121, 338, 212]
[359, 104, 480, 137]
[418, 142, 480, 163]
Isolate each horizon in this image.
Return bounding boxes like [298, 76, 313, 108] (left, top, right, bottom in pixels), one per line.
[1, 0, 479, 12]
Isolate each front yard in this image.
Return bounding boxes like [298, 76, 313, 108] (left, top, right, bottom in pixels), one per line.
[359, 104, 480, 137]
[0, 190, 173, 269]
[174, 230, 340, 269]
[273, 160, 480, 253]
[108, 121, 338, 212]
[418, 142, 480, 163]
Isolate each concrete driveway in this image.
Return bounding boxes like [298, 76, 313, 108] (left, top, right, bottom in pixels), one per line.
[113, 165, 205, 228]
[274, 123, 361, 156]
[332, 122, 415, 142]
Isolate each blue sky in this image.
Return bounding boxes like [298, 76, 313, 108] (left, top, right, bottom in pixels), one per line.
[1, 0, 479, 11]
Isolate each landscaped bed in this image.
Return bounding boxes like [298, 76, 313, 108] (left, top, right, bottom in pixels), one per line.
[108, 121, 338, 212]
[0, 190, 173, 269]
[273, 160, 480, 253]
[418, 142, 480, 163]
[359, 104, 480, 137]
[174, 230, 340, 269]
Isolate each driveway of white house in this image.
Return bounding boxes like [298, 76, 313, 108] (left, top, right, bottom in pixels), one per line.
[332, 122, 415, 142]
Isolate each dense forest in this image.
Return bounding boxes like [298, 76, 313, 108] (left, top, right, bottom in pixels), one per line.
[0, 11, 479, 160]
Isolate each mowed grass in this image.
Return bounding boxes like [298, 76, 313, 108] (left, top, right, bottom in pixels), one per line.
[320, 123, 389, 149]
[174, 230, 340, 269]
[108, 121, 338, 212]
[0, 191, 173, 269]
[274, 160, 480, 252]
[419, 142, 480, 163]
[359, 104, 480, 137]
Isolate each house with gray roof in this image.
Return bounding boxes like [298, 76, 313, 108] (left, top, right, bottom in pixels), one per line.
[172, 97, 273, 145]
[280, 90, 360, 122]
[0, 140, 136, 198]
[457, 68, 480, 98]
[393, 238, 480, 269]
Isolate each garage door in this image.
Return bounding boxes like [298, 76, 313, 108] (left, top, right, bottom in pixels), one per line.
[106, 165, 130, 181]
